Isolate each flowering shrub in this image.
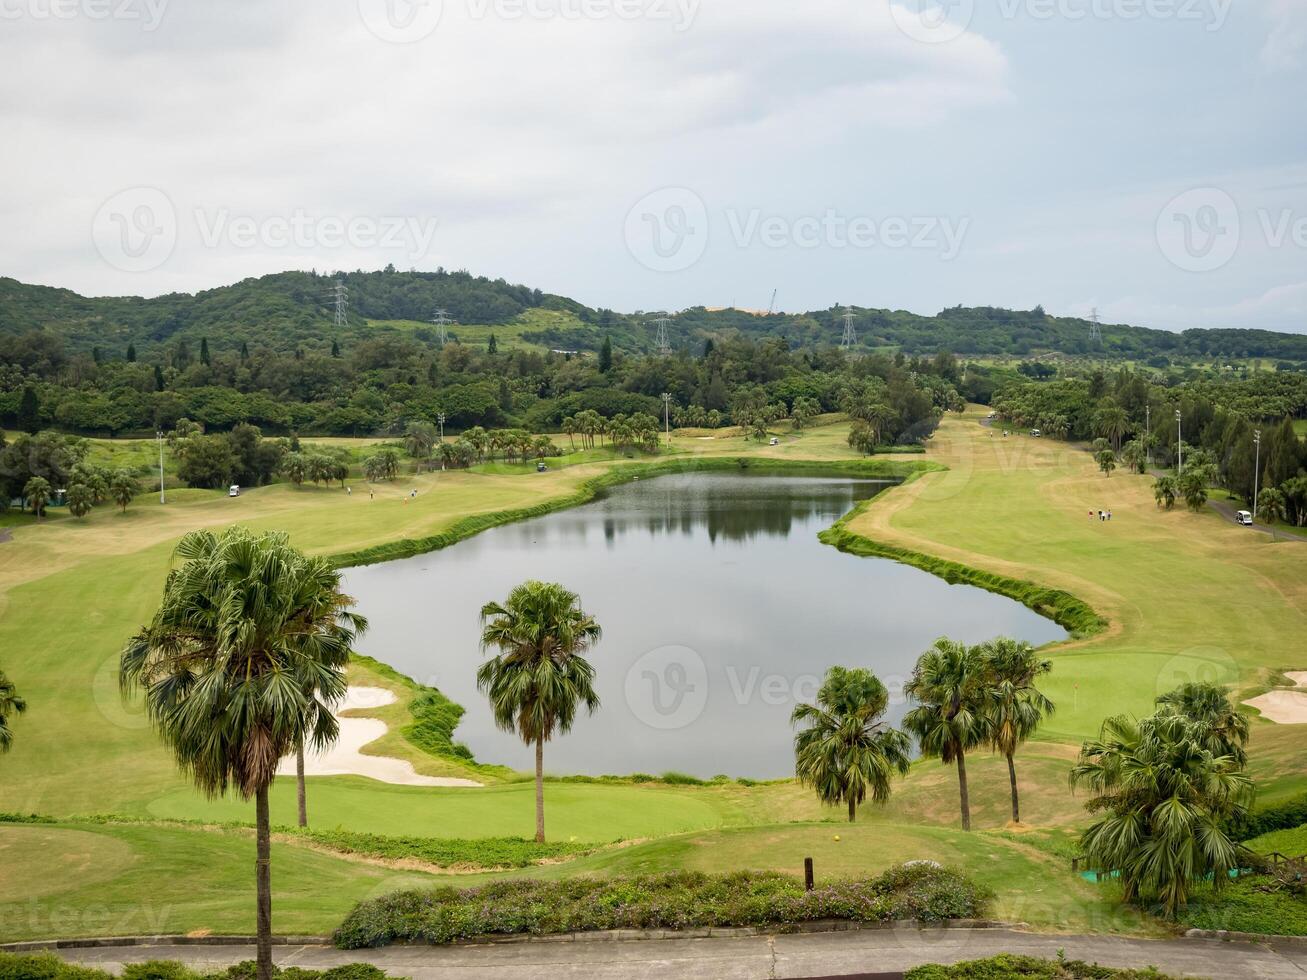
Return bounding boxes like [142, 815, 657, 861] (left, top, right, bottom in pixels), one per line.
[333, 864, 990, 949]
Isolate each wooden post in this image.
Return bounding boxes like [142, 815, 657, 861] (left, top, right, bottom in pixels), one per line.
[804, 857, 814, 892]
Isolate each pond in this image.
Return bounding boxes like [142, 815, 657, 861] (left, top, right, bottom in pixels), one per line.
[345, 472, 1067, 779]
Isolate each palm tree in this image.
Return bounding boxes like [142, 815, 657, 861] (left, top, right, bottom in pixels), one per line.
[0, 669, 26, 753]
[1070, 711, 1252, 918]
[1153, 475, 1178, 510]
[1094, 402, 1131, 453]
[66, 483, 94, 519]
[904, 638, 990, 831]
[110, 470, 138, 513]
[23, 476, 50, 520]
[478, 581, 602, 843]
[980, 639, 1054, 825]
[1155, 682, 1249, 768]
[120, 527, 362, 980]
[792, 667, 911, 821]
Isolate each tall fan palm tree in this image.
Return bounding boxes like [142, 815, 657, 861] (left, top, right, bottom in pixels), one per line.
[1070, 711, 1252, 918]
[478, 581, 602, 843]
[120, 527, 363, 980]
[792, 667, 911, 822]
[0, 668, 26, 753]
[904, 638, 990, 831]
[980, 639, 1055, 825]
[1155, 682, 1250, 768]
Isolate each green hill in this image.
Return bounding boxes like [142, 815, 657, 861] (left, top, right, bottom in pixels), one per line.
[2, 269, 1306, 362]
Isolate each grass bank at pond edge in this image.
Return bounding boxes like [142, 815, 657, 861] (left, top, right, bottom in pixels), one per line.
[819, 481, 1108, 639]
[328, 454, 938, 568]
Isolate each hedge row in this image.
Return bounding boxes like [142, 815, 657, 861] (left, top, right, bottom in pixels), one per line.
[1230, 794, 1307, 842]
[332, 864, 990, 949]
[906, 955, 1179, 979]
[818, 495, 1107, 638]
[0, 953, 398, 980]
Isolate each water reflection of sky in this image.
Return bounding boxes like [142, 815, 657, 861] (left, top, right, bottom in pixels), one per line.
[346, 474, 1068, 779]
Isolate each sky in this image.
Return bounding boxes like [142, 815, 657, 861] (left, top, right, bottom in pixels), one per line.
[2, 0, 1306, 333]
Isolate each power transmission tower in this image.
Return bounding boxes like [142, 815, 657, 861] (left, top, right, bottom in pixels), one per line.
[841, 310, 858, 351]
[1088, 308, 1103, 345]
[653, 315, 673, 356]
[330, 281, 349, 329]
[768, 289, 778, 315]
[430, 309, 455, 346]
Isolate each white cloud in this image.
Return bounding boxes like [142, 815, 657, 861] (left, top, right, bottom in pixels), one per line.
[0, 0, 1009, 297]
[1259, 0, 1307, 73]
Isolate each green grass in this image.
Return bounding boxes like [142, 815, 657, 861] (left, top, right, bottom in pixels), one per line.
[1246, 824, 1307, 857]
[365, 308, 588, 352]
[144, 777, 724, 843]
[0, 822, 435, 942]
[3, 412, 1307, 942]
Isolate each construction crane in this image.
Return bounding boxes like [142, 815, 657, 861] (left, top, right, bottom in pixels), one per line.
[768, 289, 778, 315]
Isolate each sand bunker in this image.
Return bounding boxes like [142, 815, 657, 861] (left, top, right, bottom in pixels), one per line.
[277, 687, 481, 787]
[1245, 688, 1307, 725]
[1284, 671, 1307, 688]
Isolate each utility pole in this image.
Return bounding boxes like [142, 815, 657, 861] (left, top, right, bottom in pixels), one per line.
[1253, 429, 1262, 521]
[331, 281, 349, 329]
[437, 413, 447, 470]
[662, 393, 672, 444]
[653, 316, 672, 356]
[431, 310, 455, 346]
[156, 430, 166, 504]
[1176, 410, 1183, 476]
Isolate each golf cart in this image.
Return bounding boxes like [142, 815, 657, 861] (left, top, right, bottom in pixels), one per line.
[1236, 510, 1253, 526]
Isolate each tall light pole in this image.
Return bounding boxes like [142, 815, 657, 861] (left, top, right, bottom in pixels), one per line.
[1175, 410, 1183, 476]
[437, 413, 446, 470]
[1253, 429, 1262, 521]
[1145, 403, 1151, 471]
[156, 430, 167, 504]
[661, 393, 672, 445]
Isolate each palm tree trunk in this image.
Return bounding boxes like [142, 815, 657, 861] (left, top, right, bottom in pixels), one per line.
[534, 738, 546, 843]
[255, 784, 274, 980]
[956, 748, 972, 832]
[296, 741, 307, 828]
[1007, 751, 1020, 825]
[847, 798, 856, 823]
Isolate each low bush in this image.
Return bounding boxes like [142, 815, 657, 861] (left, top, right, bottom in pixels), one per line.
[1179, 874, 1307, 936]
[905, 955, 1178, 979]
[0, 955, 401, 980]
[332, 863, 990, 949]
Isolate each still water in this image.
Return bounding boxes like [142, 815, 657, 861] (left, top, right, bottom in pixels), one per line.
[345, 472, 1066, 779]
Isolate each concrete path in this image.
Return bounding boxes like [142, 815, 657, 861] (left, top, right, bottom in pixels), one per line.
[56, 928, 1307, 978]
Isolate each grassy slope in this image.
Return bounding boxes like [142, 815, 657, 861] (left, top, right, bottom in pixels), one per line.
[2, 412, 1306, 940]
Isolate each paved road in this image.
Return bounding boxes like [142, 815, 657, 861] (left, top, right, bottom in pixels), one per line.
[56, 929, 1307, 979]
[1207, 499, 1303, 543]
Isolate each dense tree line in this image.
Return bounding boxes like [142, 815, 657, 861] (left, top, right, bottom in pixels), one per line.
[0, 325, 958, 447]
[993, 368, 1307, 523]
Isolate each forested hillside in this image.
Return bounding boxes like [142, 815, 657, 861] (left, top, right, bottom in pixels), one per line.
[3, 269, 1306, 362]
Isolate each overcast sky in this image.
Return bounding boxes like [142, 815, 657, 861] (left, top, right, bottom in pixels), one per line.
[2, 0, 1305, 332]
